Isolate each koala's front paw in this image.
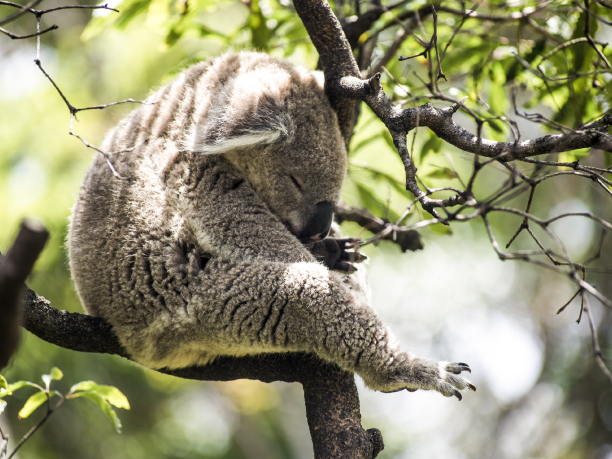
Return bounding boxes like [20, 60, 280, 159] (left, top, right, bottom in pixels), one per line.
[429, 361, 476, 400]
[371, 356, 476, 400]
[309, 238, 367, 273]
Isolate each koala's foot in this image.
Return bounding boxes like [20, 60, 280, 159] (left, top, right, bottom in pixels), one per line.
[309, 238, 367, 273]
[365, 355, 476, 400]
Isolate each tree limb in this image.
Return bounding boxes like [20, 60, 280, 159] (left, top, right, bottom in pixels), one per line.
[293, 0, 612, 218]
[0, 220, 48, 369]
[335, 203, 423, 252]
[19, 278, 383, 458]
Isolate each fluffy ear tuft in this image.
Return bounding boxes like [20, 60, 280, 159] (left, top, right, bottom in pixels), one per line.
[183, 67, 295, 155]
[198, 100, 294, 154]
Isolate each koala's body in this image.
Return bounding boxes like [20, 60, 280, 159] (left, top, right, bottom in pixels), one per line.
[69, 52, 473, 397]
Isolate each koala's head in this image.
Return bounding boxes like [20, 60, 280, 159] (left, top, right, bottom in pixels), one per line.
[186, 53, 347, 242]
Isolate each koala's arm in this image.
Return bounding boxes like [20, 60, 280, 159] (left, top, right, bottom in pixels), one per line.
[170, 154, 313, 264]
[118, 242, 473, 398]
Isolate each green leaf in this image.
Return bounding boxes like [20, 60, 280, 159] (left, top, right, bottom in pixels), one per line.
[42, 367, 63, 390]
[559, 148, 590, 163]
[355, 182, 399, 222]
[0, 375, 7, 391]
[425, 167, 458, 180]
[18, 391, 48, 419]
[420, 134, 443, 164]
[488, 82, 508, 115]
[69, 392, 123, 433]
[486, 119, 506, 138]
[69, 381, 130, 410]
[429, 222, 453, 236]
[350, 131, 384, 154]
[2, 381, 39, 397]
[381, 130, 395, 150]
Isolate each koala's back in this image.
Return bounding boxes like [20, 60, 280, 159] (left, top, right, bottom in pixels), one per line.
[68, 52, 336, 365]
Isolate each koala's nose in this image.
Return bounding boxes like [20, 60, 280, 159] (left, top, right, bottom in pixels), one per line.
[299, 201, 333, 242]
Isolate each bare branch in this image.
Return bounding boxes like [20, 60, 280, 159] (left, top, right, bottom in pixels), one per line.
[583, 293, 612, 384]
[0, 23, 56, 39]
[0, 0, 42, 26]
[335, 203, 423, 252]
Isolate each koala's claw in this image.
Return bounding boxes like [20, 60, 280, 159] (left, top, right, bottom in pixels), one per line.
[309, 237, 367, 272]
[446, 362, 471, 374]
[440, 361, 475, 400]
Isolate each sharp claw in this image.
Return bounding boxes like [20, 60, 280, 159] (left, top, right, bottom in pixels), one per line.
[457, 363, 471, 373]
[468, 383, 476, 392]
[453, 390, 462, 401]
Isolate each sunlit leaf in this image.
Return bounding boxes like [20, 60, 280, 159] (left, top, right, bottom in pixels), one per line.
[488, 82, 508, 115]
[355, 182, 400, 222]
[350, 131, 384, 154]
[69, 392, 123, 433]
[0, 375, 7, 391]
[425, 167, 458, 180]
[69, 381, 130, 410]
[420, 134, 443, 164]
[428, 222, 453, 236]
[559, 148, 590, 164]
[18, 391, 48, 419]
[146, 0, 171, 28]
[3, 381, 39, 397]
[381, 130, 395, 151]
[41, 367, 63, 390]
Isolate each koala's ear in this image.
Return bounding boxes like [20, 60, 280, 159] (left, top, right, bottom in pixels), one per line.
[184, 91, 294, 155]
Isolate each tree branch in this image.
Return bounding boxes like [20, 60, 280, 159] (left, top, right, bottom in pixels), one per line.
[19, 275, 383, 458]
[294, 0, 612, 218]
[335, 203, 423, 252]
[0, 220, 48, 369]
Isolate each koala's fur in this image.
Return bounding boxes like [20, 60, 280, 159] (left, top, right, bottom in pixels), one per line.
[69, 52, 474, 397]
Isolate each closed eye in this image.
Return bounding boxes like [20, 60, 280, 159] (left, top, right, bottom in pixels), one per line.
[290, 174, 303, 192]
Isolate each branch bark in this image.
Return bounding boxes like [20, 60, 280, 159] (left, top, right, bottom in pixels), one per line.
[19, 280, 383, 458]
[0, 220, 48, 369]
[335, 203, 424, 252]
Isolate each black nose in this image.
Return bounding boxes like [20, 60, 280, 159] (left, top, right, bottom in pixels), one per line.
[298, 201, 333, 242]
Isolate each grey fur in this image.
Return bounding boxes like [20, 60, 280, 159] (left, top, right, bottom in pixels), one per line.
[69, 52, 474, 397]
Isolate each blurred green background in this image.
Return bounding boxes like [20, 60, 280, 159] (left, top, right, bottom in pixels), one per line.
[1, 0, 612, 457]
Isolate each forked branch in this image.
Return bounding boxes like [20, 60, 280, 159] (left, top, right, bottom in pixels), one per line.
[293, 0, 612, 218]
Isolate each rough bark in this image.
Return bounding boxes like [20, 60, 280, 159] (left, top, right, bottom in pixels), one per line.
[0, 220, 48, 369]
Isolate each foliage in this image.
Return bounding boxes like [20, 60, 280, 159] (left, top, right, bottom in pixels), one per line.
[0, 369, 129, 458]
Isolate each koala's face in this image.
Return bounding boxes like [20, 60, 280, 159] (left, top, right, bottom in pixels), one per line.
[187, 54, 347, 241]
[245, 111, 347, 242]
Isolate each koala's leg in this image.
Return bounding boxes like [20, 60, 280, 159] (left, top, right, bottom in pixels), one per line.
[127, 254, 475, 399]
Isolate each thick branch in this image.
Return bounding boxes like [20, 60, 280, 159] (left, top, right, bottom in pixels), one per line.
[338, 77, 612, 155]
[20, 285, 383, 458]
[293, 0, 361, 144]
[0, 220, 48, 369]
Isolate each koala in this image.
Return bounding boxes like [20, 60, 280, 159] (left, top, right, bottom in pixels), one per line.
[69, 52, 475, 399]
